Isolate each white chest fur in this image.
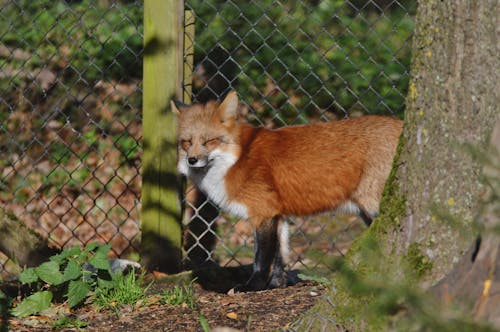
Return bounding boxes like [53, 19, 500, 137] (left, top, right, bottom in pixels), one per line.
[187, 150, 249, 220]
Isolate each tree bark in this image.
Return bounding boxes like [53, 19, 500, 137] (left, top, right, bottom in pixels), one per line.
[432, 119, 499, 326]
[0, 209, 58, 268]
[295, 0, 498, 329]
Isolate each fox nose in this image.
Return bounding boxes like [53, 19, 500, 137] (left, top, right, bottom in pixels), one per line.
[188, 157, 198, 165]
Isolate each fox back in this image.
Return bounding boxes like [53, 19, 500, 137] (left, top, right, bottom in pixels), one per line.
[172, 92, 403, 226]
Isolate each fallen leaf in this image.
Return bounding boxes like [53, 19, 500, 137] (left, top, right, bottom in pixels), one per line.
[226, 312, 238, 320]
[152, 271, 169, 279]
[198, 296, 210, 304]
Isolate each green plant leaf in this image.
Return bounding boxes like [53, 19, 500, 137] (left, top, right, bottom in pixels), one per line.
[63, 260, 82, 281]
[95, 244, 111, 257]
[67, 280, 91, 308]
[89, 254, 110, 271]
[35, 261, 64, 286]
[89, 245, 111, 271]
[49, 253, 66, 264]
[11, 291, 52, 317]
[83, 242, 100, 253]
[18, 268, 39, 284]
[53, 316, 88, 329]
[63, 246, 81, 258]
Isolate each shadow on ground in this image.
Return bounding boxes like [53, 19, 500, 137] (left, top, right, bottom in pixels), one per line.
[191, 263, 301, 293]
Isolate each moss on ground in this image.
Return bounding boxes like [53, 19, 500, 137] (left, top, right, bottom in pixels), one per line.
[405, 242, 433, 278]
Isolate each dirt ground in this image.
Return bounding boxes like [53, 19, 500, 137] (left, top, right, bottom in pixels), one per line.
[4, 280, 326, 332]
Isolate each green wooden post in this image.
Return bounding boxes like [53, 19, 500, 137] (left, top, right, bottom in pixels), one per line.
[183, 9, 194, 104]
[141, 0, 183, 272]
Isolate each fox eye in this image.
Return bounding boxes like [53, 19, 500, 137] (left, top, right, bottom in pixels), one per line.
[180, 139, 191, 150]
[203, 137, 222, 147]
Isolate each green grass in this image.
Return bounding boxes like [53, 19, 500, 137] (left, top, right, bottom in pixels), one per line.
[199, 314, 210, 332]
[161, 279, 197, 310]
[94, 271, 150, 311]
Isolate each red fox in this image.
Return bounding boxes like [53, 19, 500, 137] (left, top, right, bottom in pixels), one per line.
[172, 91, 403, 291]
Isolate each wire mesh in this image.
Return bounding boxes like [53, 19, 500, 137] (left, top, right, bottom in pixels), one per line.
[0, 0, 143, 279]
[182, 0, 415, 271]
[0, 0, 415, 279]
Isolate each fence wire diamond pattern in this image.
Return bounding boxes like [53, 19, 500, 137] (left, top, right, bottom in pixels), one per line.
[0, 0, 414, 278]
[0, 0, 143, 278]
[182, 0, 415, 270]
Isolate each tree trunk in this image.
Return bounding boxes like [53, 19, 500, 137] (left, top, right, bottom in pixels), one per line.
[295, 0, 498, 329]
[0, 209, 58, 268]
[385, 0, 498, 281]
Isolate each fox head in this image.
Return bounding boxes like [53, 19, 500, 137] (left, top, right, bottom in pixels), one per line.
[171, 91, 241, 177]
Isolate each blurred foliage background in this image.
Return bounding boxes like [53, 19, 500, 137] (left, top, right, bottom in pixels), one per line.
[0, 0, 143, 277]
[187, 0, 415, 125]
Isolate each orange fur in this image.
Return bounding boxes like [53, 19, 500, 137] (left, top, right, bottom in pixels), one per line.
[226, 117, 402, 226]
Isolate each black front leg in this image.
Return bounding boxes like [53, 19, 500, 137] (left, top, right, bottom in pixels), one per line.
[235, 217, 279, 292]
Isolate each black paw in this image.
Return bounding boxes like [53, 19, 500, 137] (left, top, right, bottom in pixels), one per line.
[267, 271, 288, 289]
[231, 283, 249, 293]
[232, 276, 268, 293]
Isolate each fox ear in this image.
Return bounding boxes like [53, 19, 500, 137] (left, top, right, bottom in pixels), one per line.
[218, 91, 239, 123]
[171, 99, 187, 115]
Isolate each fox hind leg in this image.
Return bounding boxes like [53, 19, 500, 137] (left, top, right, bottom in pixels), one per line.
[359, 209, 376, 226]
[268, 219, 289, 289]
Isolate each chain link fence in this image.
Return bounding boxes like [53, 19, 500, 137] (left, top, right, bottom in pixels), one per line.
[182, 0, 415, 272]
[0, 0, 143, 278]
[0, 0, 414, 279]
